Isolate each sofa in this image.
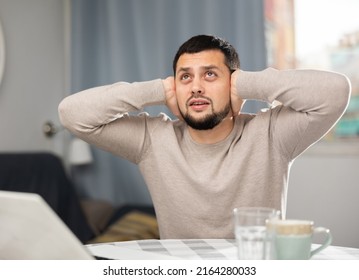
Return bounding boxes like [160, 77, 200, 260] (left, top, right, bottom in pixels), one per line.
[0, 152, 159, 244]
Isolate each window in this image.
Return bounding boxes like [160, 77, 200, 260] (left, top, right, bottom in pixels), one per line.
[265, 0, 359, 141]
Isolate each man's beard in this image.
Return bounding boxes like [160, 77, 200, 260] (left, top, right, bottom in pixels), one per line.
[180, 103, 231, 130]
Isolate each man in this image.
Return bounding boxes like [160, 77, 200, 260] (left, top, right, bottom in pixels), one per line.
[59, 35, 351, 239]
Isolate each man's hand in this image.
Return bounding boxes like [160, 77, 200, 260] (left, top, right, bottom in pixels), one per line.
[162, 77, 182, 120]
[230, 69, 244, 116]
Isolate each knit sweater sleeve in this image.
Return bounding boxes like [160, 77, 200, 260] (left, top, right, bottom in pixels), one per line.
[58, 79, 166, 162]
[236, 68, 351, 159]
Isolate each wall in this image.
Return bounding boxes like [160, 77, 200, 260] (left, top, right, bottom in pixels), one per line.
[287, 143, 359, 248]
[0, 0, 68, 155]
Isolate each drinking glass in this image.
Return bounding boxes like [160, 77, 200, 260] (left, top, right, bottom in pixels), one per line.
[233, 207, 280, 260]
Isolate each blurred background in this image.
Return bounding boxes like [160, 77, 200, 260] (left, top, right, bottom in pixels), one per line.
[0, 0, 358, 247]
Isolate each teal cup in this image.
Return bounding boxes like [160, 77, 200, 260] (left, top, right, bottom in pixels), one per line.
[267, 219, 332, 260]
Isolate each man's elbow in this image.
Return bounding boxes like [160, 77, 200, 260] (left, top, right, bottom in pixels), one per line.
[333, 73, 351, 115]
[58, 97, 74, 130]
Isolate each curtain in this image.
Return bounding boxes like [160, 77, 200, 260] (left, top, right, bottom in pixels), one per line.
[71, 0, 267, 206]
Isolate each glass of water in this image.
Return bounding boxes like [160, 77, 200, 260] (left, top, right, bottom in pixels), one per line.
[233, 207, 281, 260]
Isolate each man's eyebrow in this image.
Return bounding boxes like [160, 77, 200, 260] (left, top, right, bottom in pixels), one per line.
[176, 65, 221, 75]
[177, 67, 190, 74]
[203, 65, 221, 71]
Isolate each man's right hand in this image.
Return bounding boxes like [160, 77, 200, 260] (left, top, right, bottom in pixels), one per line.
[230, 69, 244, 116]
[163, 77, 182, 120]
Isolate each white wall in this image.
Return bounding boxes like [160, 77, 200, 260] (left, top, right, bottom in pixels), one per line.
[0, 0, 69, 155]
[287, 143, 359, 248]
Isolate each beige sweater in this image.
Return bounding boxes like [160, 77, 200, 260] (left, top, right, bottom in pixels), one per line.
[59, 68, 350, 239]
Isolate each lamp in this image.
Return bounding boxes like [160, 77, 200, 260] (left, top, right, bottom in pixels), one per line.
[69, 138, 93, 165]
[42, 120, 93, 165]
[68, 138, 93, 199]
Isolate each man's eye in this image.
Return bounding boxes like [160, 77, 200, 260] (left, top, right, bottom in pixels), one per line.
[181, 74, 190, 80]
[206, 71, 216, 78]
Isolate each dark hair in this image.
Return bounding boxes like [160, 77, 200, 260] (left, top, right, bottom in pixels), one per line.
[172, 34, 240, 75]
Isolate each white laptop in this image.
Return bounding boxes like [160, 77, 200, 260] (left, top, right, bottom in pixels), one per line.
[0, 191, 178, 260]
[0, 190, 181, 260]
[0, 190, 94, 260]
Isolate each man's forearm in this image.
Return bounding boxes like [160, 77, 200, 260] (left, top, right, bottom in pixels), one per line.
[58, 79, 166, 135]
[236, 68, 351, 117]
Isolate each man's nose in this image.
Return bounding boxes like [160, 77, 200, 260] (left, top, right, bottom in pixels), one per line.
[191, 78, 204, 96]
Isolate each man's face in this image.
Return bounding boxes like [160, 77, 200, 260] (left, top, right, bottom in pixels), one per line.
[175, 50, 232, 130]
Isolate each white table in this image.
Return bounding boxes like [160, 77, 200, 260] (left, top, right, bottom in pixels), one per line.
[87, 239, 359, 260]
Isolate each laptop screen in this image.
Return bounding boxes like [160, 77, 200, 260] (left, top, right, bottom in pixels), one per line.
[0, 190, 93, 260]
